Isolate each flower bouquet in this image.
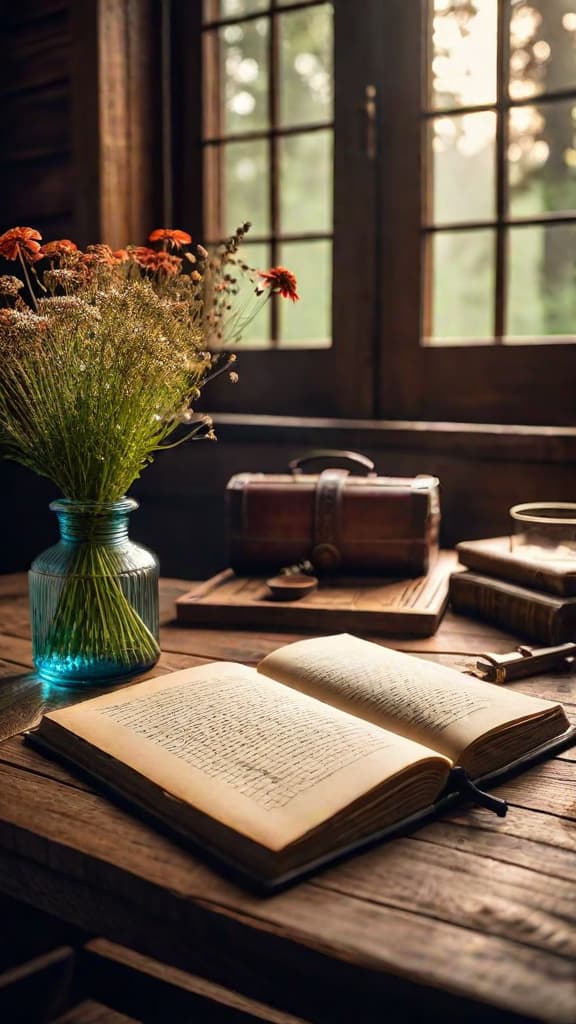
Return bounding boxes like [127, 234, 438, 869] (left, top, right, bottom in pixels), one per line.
[0, 223, 298, 685]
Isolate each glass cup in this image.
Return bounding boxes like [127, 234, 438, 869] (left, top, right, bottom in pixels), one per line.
[509, 503, 576, 562]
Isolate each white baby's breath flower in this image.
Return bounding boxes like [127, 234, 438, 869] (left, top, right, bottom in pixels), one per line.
[0, 275, 24, 296]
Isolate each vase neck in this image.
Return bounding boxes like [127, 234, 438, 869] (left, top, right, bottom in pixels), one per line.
[50, 498, 138, 545]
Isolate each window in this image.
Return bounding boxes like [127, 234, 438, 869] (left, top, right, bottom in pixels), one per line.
[202, 0, 334, 350]
[171, 0, 576, 424]
[426, 0, 576, 345]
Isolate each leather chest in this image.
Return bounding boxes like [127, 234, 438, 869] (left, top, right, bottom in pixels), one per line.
[226, 452, 440, 576]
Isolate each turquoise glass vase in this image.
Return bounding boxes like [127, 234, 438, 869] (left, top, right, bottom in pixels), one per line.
[29, 498, 160, 687]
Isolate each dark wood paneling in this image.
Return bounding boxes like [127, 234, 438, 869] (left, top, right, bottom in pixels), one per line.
[1, 152, 72, 223]
[0, 2, 74, 240]
[0, 1, 67, 29]
[0, 12, 69, 96]
[2, 82, 70, 161]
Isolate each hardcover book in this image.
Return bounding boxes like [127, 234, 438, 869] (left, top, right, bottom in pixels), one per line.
[450, 570, 576, 644]
[456, 536, 576, 597]
[28, 634, 574, 892]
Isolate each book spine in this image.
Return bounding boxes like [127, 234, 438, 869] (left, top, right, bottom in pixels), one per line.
[449, 574, 566, 644]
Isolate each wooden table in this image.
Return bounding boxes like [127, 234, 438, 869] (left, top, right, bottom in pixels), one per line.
[0, 573, 575, 1023]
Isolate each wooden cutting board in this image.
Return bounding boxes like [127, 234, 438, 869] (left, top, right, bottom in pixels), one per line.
[175, 551, 458, 637]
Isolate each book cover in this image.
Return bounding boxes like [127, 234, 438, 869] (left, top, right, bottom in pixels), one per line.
[450, 570, 576, 644]
[456, 536, 576, 597]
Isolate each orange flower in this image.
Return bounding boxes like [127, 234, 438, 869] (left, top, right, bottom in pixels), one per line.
[148, 228, 192, 250]
[0, 226, 42, 261]
[132, 246, 157, 267]
[111, 248, 129, 263]
[258, 266, 299, 302]
[134, 247, 182, 273]
[152, 251, 183, 274]
[38, 239, 78, 259]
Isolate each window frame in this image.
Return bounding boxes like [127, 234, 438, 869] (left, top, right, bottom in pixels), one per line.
[377, 0, 576, 426]
[171, 0, 576, 425]
[170, 0, 381, 418]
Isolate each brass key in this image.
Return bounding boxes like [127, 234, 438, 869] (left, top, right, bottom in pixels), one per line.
[475, 642, 576, 684]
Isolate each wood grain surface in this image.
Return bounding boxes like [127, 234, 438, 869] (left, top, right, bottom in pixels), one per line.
[0, 572, 575, 1023]
[175, 554, 456, 636]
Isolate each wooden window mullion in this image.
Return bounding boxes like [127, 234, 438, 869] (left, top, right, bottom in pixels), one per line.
[269, 1, 280, 347]
[494, 0, 510, 344]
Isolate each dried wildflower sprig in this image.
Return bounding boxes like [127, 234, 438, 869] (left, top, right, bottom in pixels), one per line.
[0, 280, 214, 500]
[0, 222, 298, 499]
[0, 222, 298, 677]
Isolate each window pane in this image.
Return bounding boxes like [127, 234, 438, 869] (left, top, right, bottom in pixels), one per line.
[279, 6, 333, 127]
[431, 111, 496, 224]
[428, 230, 495, 340]
[223, 140, 270, 235]
[508, 100, 576, 216]
[278, 240, 331, 347]
[506, 223, 576, 338]
[218, 0, 268, 16]
[430, 0, 497, 110]
[231, 243, 271, 349]
[279, 130, 333, 233]
[219, 19, 268, 135]
[509, 0, 576, 100]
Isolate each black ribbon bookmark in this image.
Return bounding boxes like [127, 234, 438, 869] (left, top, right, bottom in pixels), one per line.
[450, 767, 508, 817]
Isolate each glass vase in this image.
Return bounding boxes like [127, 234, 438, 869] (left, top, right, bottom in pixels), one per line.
[29, 497, 160, 687]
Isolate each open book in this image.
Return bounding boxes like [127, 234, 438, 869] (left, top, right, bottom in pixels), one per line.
[29, 634, 574, 891]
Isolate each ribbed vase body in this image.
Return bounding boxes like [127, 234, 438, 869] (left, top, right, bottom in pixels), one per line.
[29, 498, 160, 687]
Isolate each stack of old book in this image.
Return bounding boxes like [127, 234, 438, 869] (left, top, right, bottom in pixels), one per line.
[450, 537, 576, 643]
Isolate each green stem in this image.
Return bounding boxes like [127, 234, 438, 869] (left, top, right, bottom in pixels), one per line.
[18, 249, 39, 312]
[42, 542, 159, 670]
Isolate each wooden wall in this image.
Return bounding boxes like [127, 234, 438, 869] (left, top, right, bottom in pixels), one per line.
[0, 1, 72, 574]
[0, 0, 74, 241]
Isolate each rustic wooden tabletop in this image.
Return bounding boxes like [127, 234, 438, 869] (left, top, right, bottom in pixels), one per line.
[0, 572, 575, 1023]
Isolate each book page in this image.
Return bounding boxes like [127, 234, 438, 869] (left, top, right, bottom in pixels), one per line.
[258, 634, 562, 762]
[45, 661, 450, 851]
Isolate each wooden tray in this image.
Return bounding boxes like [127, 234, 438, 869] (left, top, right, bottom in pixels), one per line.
[175, 552, 458, 637]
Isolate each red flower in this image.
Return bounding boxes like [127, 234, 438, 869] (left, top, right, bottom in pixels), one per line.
[133, 247, 182, 274]
[148, 228, 192, 250]
[38, 239, 78, 259]
[132, 246, 157, 267]
[258, 266, 299, 302]
[0, 226, 42, 261]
